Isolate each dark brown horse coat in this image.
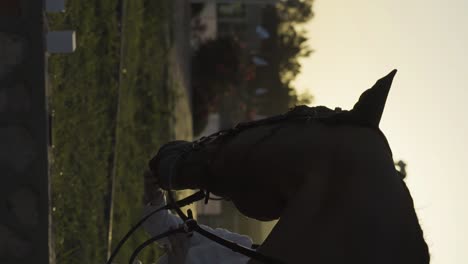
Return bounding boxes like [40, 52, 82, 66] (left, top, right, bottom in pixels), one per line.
[149, 70, 430, 263]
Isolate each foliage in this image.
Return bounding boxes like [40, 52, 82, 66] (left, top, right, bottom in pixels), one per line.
[48, 0, 172, 263]
[110, 0, 172, 263]
[191, 37, 242, 135]
[277, 25, 312, 85]
[276, 0, 314, 102]
[191, 3, 205, 17]
[192, 37, 242, 86]
[253, 1, 314, 115]
[289, 88, 314, 107]
[191, 1, 315, 126]
[277, 0, 314, 24]
[48, 1, 120, 262]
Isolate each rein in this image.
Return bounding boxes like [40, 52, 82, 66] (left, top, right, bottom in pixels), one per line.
[106, 186, 285, 264]
[105, 191, 205, 264]
[106, 147, 285, 264]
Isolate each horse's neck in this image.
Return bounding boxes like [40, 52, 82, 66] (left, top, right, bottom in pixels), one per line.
[176, 122, 429, 262]
[250, 127, 429, 263]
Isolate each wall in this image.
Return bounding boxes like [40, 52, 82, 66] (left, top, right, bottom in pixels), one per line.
[0, 1, 51, 263]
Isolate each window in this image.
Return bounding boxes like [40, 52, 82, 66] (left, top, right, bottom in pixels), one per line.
[218, 3, 246, 18]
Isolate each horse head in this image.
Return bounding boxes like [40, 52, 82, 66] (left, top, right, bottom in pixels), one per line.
[149, 70, 429, 263]
[149, 70, 399, 220]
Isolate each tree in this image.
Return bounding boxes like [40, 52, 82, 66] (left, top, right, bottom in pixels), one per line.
[190, 1, 315, 128]
[276, 0, 314, 24]
[191, 37, 243, 135]
[255, 1, 314, 115]
[276, 0, 314, 91]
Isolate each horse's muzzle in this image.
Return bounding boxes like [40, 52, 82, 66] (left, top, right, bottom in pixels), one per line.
[148, 140, 193, 190]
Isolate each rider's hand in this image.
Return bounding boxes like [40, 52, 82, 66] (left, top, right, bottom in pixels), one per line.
[143, 170, 164, 205]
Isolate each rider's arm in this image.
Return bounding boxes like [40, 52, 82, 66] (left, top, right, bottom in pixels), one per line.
[143, 171, 253, 263]
[142, 193, 183, 247]
[143, 170, 183, 248]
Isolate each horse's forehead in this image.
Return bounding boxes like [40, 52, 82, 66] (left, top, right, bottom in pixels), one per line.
[234, 120, 334, 148]
[234, 118, 387, 147]
[334, 125, 393, 157]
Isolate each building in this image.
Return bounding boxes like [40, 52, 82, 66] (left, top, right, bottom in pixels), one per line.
[193, 0, 277, 51]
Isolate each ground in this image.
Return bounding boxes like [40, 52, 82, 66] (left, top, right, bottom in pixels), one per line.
[47, 0, 193, 263]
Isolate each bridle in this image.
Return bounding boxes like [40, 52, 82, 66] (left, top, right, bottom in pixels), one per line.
[106, 105, 395, 264]
[106, 173, 285, 264]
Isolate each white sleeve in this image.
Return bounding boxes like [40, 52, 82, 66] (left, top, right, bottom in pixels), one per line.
[143, 196, 253, 264]
[183, 224, 253, 264]
[142, 195, 183, 247]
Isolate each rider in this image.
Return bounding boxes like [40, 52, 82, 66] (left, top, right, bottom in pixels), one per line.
[143, 170, 254, 264]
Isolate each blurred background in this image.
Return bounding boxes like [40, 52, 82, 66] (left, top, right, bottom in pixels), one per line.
[45, 0, 467, 263]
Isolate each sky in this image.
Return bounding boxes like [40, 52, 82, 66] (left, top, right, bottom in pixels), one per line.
[293, 0, 468, 263]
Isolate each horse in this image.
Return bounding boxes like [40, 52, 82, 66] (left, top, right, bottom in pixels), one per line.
[149, 70, 430, 263]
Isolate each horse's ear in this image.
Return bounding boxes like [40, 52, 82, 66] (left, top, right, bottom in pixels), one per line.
[351, 69, 397, 127]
